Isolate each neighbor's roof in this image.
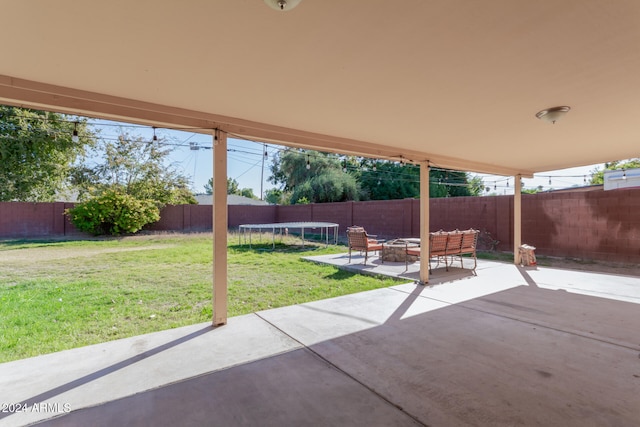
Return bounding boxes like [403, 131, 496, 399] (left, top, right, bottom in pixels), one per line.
[2, 1, 640, 177]
[195, 194, 269, 206]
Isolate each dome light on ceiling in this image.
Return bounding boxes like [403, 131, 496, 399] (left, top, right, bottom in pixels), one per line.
[536, 106, 571, 124]
[264, 0, 302, 12]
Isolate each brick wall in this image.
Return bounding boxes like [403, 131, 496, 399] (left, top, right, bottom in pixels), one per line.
[2, 189, 640, 263]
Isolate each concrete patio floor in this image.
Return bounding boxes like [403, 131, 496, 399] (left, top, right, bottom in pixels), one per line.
[1, 259, 639, 426]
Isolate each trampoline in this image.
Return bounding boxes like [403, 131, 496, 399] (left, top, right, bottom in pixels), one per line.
[238, 222, 339, 249]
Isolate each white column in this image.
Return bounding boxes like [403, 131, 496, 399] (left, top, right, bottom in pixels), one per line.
[513, 174, 522, 265]
[213, 129, 228, 326]
[420, 162, 430, 284]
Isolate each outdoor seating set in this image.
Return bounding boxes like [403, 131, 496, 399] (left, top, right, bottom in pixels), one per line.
[346, 226, 479, 273]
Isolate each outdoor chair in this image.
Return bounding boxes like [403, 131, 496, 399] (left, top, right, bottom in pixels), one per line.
[457, 229, 479, 271]
[445, 230, 464, 268]
[346, 226, 383, 265]
[405, 244, 421, 269]
[429, 231, 449, 271]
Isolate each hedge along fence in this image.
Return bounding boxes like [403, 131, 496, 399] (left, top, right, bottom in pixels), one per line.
[2, 188, 640, 263]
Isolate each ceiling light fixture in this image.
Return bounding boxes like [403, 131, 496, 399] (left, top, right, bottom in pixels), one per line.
[264, 0, 302, 12]
[535, 106, 571, 124]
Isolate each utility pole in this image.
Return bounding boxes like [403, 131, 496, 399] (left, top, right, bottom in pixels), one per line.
[260, 143, 267, 200]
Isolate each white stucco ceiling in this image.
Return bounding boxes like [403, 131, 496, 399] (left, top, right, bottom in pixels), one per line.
[2, 1, 640, 176]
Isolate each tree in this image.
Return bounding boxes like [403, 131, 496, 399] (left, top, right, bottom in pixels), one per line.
[359, 160, 481, 199]
[290, 168, 360, 204]
[358, 161, 420, 200]
[522, 185, 544, 194]
[72, 131, 195, 206]
[227, 178, 240, 195]
[269, 149, 360, 203]
[66, 189, 160, 236]
[240, 188, 256, 199]
[590, 159, 640, 184]
[204, 177, 257, 199]
[264, 188, 290, 205]
[270, 149, 345, 191]
[270, 149, 482, 202]
[203, 178, 213, 195]
[0, 105, 92, 201]
[466, 175, 485, 197]
[429, 168, 479, 198]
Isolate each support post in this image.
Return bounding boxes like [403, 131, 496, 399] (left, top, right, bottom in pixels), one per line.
[419, 162, 430, 284]
[513, 174, 522, 265]
[213, 129, 228, 326]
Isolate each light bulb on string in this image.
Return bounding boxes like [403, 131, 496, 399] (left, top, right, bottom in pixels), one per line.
[343, 160, 347, 173]
[623, 169, 627, 180]
[72, 122, 79, 142]
[152, 127, 158, 143]
[306, 154, 311, 170]
[548, 176, 552, 185]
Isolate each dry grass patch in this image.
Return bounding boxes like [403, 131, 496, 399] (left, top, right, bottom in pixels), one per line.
[0, 233, 402, 362]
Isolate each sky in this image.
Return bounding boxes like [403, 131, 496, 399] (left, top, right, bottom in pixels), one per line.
[90, 119, 604, 198]
[89, 120, 275, 197]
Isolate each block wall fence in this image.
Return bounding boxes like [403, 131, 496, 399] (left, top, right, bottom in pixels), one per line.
[2, 188, 640, 263]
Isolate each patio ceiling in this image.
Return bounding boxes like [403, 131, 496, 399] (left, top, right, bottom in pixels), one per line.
[1, 1, 640, 176]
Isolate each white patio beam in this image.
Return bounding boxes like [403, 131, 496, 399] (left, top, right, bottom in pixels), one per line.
[420, 162, 430, 284]
[213, 129, 228, 326]
[513, 174, 522, 265]
[0, 75, 534, 178]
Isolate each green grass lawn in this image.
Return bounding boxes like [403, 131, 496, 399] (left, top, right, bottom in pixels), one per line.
[0, 233, 403, 363]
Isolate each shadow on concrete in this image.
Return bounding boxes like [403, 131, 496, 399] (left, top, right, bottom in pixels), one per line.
[516, 265, 539, 288]
[304, 253, 477, 285]
[35, 285, 640, 427]
[2, 326, 213, 423]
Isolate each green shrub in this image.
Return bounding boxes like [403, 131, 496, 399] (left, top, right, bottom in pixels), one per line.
[66, 190, 160, 236]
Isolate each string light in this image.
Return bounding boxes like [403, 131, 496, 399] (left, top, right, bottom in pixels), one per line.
[343, 160, 347, 173]
[72, 122, 79, 142]
[623, 169, 627, 180]
[306, 154, 311, 170]
[1, 109, 608, 193]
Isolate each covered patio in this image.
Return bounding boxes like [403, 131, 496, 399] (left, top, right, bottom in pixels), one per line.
[2, 2, 640, 425]
[1, 261, 639, 426]
[4, 1, 640, 304]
